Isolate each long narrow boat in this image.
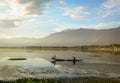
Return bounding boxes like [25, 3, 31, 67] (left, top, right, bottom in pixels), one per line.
[52, 58, 66, 61]
[51, 58, 82, 61]
[66, 59, 82, 61]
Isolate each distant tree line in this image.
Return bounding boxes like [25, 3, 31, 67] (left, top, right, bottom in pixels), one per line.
[0, 44, 120, 53]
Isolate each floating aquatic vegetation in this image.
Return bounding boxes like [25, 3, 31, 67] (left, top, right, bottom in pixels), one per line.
[8, 58, 27, 60]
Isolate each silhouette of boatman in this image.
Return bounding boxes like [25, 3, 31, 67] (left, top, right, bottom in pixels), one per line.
[51, 55, 56, 65]
[73, 56, 76, 65]
[52, 55, 56, 60]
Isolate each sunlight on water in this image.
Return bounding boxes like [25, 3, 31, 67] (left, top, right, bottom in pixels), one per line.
[0, 50, 120, 80]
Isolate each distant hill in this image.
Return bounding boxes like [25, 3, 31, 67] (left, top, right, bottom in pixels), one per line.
[37, 27, 120, 46]
[0, 27, 120, 47]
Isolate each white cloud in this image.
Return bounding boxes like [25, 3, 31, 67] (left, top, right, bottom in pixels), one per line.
[0, 0, 52, 19]
[55, 24, 79, 32]
[0, 19, 19, 28]
[91, 21, 120, 29]
[0, 0, 26, 20]
[96, 9, 119, 18]
[97, 0, 120, 17]
[63, 6, 89, 19]
[51, 0, 67, 10]
[59, 0, 66, 6]
[0, 0, 53, 29]
[55, 21, 120, 32]
[102, 0, 120, 9]
[15, 0, 52, 16]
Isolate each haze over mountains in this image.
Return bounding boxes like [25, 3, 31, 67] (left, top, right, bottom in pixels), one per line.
[0, 27, 120, 47]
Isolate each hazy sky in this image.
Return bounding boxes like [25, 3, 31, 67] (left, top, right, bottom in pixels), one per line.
[0, 0, 120, 38]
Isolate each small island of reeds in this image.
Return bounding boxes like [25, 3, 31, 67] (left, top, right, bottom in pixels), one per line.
[8, 58, 27, 60]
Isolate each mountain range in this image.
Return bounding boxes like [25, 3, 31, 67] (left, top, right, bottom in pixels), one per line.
[0, 27, 120, 47]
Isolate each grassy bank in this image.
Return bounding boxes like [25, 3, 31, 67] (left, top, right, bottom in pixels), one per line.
[1, 77, 120, 83]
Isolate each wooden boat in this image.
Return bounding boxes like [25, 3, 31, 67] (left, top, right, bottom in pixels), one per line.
[52, 58, 66, 61]
[51, 55, 82, 62]
[51, 58, 82, 62]
[51, 55, 82, 65]
[66, 59, 82, 61]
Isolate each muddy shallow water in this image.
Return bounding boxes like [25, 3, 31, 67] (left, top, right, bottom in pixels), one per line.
[0, 50, 120, 80]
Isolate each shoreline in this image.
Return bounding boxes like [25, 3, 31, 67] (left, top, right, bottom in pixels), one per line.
[0, 44, 120, 53]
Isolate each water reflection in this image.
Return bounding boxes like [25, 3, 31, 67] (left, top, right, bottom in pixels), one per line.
[51, 60, 81, 65]
[0, 50, 120, 80]
[51, 61, 77, 65]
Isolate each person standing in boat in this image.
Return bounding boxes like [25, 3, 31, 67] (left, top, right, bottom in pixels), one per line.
[73, 56, 76, 65]
[52, 55, 56, 60]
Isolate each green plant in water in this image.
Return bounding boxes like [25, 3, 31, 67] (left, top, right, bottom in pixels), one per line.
[8, 58, 26, 60]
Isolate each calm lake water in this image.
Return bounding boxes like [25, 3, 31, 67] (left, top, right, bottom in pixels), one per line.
[0, 50, 120, 80]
